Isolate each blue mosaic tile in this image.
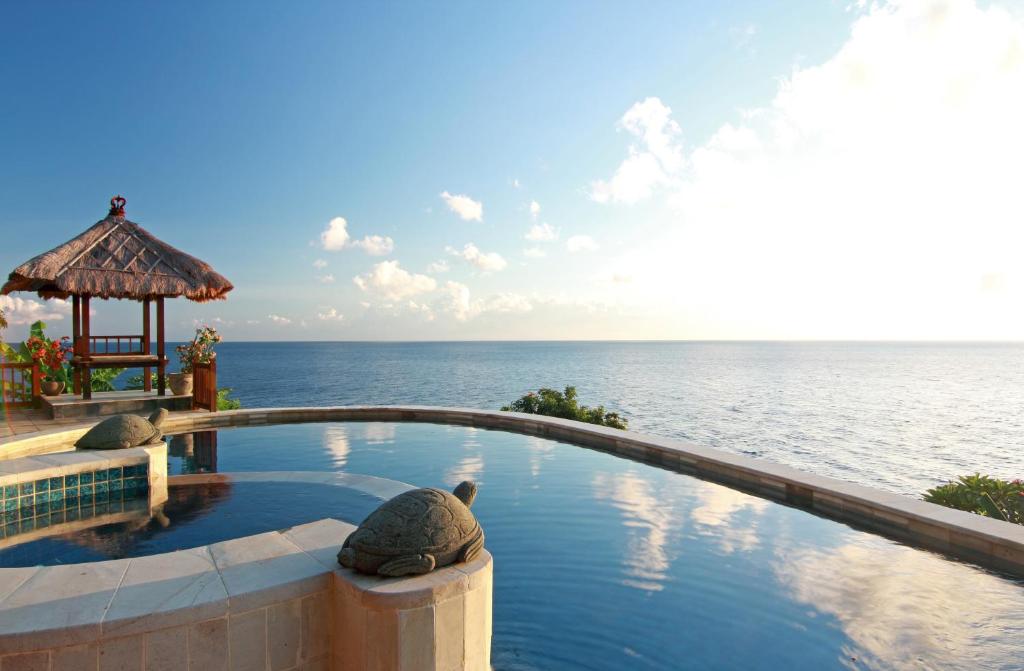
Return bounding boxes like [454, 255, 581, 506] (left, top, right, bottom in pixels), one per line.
[65, 474, 79, 487]
[49, 476, 63, 491]
[94, 469, 108, 483]
[34, 493, 47, 507]
[47, 490, 62, 503]
[109, 479, 123, 492]
[3, 498, 16, 512]
[19, 482, 33, 497]
[95, 480, 109, 495]
[20, 518, 34, 533]
[50, 510, 65, 525]
[36, 515, 50, 529]
[4, 522, 16, 536]
[36, 501, 50, 515]
[2, 511, 18, 525]
[80, 484, 94, 496]
[80, 493, 94, 506]
[35, 478, 49, 493]
[66, 507, 80, 522]
[65, 487, 78, 500]
[3, 485, 15, 499]
[79, 472, 93, 485]
[107, 467, 122, 481]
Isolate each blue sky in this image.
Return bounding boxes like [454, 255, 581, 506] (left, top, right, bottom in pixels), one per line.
[2, 1, 1023, 341]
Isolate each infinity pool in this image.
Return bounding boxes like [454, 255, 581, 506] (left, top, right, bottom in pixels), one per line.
[6, 422, 1024, 670]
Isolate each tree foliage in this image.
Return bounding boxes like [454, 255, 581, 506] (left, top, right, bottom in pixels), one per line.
[924, 474, 1023, 525]
[501, 386, 628, 430]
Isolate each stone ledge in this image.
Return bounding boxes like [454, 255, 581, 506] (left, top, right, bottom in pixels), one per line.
[0, 518, 493, 671]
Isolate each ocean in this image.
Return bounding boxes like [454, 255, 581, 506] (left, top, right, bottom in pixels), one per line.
[208, 341, 1024, 498]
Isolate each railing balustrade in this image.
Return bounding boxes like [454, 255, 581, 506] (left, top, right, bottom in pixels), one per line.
[0, 362, 40, 408]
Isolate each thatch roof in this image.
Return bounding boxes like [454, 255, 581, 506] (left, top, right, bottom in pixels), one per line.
[2, 198, 233, 302]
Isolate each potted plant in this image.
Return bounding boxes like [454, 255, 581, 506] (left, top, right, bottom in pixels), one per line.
[170, 326, 222, 395]
[27, 334, 71, 396]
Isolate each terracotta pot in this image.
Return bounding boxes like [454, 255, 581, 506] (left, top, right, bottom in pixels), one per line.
[41, 380, 65, 397]
[168, 373, 194, 396]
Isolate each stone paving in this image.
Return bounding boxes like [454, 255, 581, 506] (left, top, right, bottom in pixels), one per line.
[0, 407, 81, 438]
[1, 406, 207, 438]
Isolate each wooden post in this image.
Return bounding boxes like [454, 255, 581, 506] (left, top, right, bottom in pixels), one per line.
[143, 298, 152, 392]
[156, 296, 166, 396]
[81, 295, 92, 400]
[72, 295, 81, 395]
[30, 361, 41, 404]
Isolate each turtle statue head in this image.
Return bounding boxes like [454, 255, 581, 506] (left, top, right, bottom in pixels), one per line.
[75, 410, 168, 450]
[453, 480, 477, 507]
[338, 480, 485, 577]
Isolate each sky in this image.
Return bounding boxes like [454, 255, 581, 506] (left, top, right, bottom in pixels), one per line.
[1, 0, 1023, 342]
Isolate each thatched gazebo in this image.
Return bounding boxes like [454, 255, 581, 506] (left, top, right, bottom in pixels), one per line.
[2, 196, 232, 401]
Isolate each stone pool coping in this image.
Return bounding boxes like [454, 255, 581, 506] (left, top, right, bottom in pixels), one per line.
[2, 405, 1023, 577]
[0, 516, 493, 669]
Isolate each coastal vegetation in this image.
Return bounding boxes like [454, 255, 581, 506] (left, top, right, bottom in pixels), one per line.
[0, 320, 125, 392]
[501, 386, 628, 430]
[925, 474, 1023, 526]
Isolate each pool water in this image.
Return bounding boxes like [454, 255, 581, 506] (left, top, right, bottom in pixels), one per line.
[9, 422, 1024, 669]
[0, 481, 383, 567]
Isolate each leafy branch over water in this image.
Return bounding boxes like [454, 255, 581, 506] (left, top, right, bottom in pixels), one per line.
[501, 386, 628, 430]
[924, 474, 1023, 525]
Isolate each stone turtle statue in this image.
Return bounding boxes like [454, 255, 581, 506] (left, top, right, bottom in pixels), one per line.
[75, 409, 168, 450]
[338, 480, 484, 576]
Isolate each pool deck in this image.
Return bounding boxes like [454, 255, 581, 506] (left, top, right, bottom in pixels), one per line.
[1, 407, 209, 438]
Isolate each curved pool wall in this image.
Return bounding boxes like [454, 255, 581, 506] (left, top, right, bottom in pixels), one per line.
[3, 406, 1020, 578]
[0, 462, 493, 670]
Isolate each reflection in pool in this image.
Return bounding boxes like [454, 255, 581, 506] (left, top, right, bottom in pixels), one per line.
[24, 422, 1024, 668]
[0, 480, 383, 567]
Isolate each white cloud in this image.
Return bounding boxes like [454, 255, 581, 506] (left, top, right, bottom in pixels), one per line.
[350, 235, 394, 256]
[523, 247, 547, 259]
[0, 296, 69, 325]
[317, 307, 344, 321]
[590, 96, 684, 204]
[529, 200, 541, 218]
[267, 314, 291, 325]
[320, 217, 392, 255]
[320, 217, 350, 251]
[525, 222, 559, 242]
[511, 178, 522, 189]
[427, 259, 450, 274]
[440, 191, 483, 221]
[245, 319, 260, 325]
[312, 259, 328, 269]
[446, 243, 508, 272]
[353, 260, 437, 301]
[437, 281, 532, 321]
[318, 274, 335, 284]
[566, 235, 598, 253]
[585, 0, 1024, 339]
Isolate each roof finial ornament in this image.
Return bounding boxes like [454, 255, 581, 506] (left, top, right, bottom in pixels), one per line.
[109, 195, 126, 217]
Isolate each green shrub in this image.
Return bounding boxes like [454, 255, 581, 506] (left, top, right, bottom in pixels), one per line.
[501, 386, 628, 430]
[217, 388, 241, 410]
[924, 474, 1023, 525]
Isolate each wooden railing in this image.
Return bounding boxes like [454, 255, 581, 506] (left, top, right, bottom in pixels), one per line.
[192, 358, 217, 412]
[0, 362, 40, 409]
[77, 335, 146, 356]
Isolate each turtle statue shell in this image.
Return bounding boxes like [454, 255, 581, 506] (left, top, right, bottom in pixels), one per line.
[338, 480, 484, 577]
[75, 409, 168, 450]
